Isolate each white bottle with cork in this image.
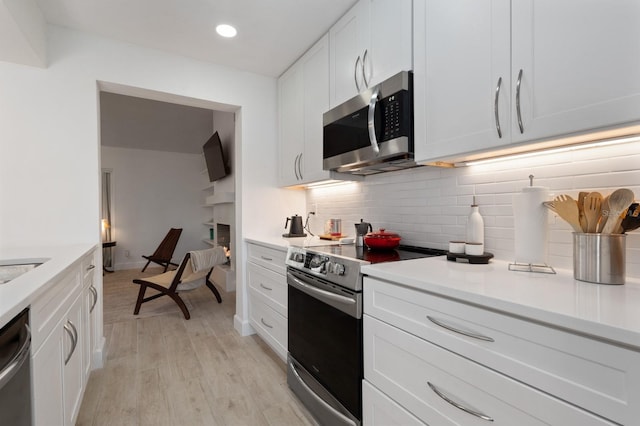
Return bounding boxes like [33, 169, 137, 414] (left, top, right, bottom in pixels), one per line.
[466, 196, 484, 255]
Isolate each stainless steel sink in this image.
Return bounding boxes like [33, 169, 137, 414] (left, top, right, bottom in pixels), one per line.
[0, 259, 48, 284]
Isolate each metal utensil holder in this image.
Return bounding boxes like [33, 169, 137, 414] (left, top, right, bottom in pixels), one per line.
[573, 233, 626, 285]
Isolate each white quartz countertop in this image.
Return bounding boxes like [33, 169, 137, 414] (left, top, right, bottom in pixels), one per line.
[361, 256, 640, 349]
[0, 244, 96, 328]
[245, 235, 347, 251]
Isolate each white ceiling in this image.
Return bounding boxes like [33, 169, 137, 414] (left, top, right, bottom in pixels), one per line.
[36, 0, 357, 77]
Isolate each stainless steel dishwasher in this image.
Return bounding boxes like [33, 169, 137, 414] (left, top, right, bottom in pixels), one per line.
[0, 308, 32, 426]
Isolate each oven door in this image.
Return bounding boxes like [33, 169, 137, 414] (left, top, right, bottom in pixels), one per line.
[287, 268, 362, 425]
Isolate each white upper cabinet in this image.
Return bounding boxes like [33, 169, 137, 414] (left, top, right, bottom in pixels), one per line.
[278, 34, 331, 187]
[511, 0, 640, 144]
[414, 0, 510, 163]
[330, 0, 413, 108]
[415, 0, 640, 164]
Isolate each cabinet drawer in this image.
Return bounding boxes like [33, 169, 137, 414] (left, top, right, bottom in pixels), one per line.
[247, 262, 287, 317]
[31, 265, 82, 352]
[247, 243, 286, 275]
[364, 277, 640, 424]
[248, 289, 287, 361]
[363, 380, 425, 426]
[364, 315, 615, 425]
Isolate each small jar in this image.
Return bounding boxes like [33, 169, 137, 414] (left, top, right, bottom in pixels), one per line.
[465, 242, 484, 256]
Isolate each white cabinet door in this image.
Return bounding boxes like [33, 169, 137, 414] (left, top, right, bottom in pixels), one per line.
[301, 34, 330, 183]
[367, 0, 413, 87]
[32, 324, 65, 426]
[414, 0, 511, 163]
[511, 0, 640, 144]
[329, 0, 370, 107]
[277, 63, 304, 186]
[63, 294, 84, 426]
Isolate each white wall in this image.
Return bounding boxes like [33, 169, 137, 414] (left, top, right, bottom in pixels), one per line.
[0, 25, 298, 335]
[307, 140, 640, 278]
[101, 146, 205, 270]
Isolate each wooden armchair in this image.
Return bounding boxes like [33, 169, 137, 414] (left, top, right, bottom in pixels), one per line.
[141, 228, 182, 272]
[133, 247, 228, 320]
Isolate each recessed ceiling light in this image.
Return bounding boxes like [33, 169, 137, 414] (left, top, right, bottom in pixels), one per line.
[216, 24, 237, 38]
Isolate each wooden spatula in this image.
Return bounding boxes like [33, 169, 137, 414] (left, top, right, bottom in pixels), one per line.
[597, 195, 610, 233]
[602, 188, 635, 234]
[577, 191, 588, 232]
[583, 192, 602, 233]
[553, 194, 583, 233]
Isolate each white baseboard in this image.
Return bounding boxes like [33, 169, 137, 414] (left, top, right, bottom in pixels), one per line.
[234, 314, 255, 336]
[92, 336, 106, 369]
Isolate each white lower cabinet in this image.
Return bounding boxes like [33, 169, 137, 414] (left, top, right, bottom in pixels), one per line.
[31, 247, 98, 426]
[363, 380, 425, 426]
[246, 242, 288, 361]
[362, 276, 636, 425]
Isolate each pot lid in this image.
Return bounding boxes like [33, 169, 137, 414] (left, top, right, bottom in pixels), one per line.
[366, 228, 400, 239]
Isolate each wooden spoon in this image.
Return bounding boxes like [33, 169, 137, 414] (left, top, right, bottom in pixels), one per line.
[583, 192, 602, 233]
[601, 188, 635, 234]
[553, 194, 583, 232]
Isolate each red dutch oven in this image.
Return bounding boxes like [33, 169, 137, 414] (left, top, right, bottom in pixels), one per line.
[364, 228, 401, 250]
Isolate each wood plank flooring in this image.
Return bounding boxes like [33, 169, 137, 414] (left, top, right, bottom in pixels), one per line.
[76, 268, 315, 426]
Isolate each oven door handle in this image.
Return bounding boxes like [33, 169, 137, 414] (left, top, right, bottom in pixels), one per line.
[0, 324, 31, 389]
[288, 273, 356, 306]
[288, 358, 358, 426]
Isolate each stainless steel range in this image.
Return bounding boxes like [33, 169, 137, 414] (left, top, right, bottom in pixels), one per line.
[285, 244, 446, 425]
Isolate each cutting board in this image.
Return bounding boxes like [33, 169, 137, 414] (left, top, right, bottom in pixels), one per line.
[319, 234, 344, 241]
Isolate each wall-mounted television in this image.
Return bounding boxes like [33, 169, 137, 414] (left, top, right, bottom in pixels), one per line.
[203, 131, 229, 182]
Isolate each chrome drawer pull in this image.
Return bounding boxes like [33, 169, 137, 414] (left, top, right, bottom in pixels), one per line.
[90, 286, 98, 313]
[259, 283, 273, 291]
[494, 77, 503, 138]
[516, 69, 524, 134]
[354, 56, 362, 92]
[260, 318, 273, 329]
[260, 256, 273, 262]
[427, 315, 494, 342]
[428, 382, 494, 422]
[87, 264, 96, 271]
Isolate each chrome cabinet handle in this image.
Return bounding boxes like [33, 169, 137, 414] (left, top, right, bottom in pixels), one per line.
[293, 154, 300, 180]
[260, 256, 273, 262]
[362, 49, 369, 88]
[516, 69, 524, 134]
[428, 382, 494, 422]
[90, 286, 98, 313]
[298, 153, 303, 180]
[427, 315, 494, 342]
[259, 283, 273, 291]
[86, 264, 96, 271]
[494, 77, 503, 138]
[354, 56, 362, 92]
[367, 86, 381, 155]
[0, 324, 31, 389]
[63, 321, 78, 365]
[260, 318, 273, 329]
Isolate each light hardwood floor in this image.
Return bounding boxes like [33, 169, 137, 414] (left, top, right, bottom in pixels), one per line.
[76, 267, 315, 426]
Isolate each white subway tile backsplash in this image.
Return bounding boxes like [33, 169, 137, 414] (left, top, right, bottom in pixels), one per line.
[307, 143, 640, 278]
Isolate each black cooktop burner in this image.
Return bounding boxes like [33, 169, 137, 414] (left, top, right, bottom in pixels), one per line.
[307, 244, 447, 264]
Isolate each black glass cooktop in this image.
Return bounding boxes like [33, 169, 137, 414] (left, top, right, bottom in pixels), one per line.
[307, 244, 447, 264]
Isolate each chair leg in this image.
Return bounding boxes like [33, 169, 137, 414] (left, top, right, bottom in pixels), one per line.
[205, 279, 222, 303]
[169, 293, 191, 320]
[141, 260, 151, 272]
[133, 283, 147, 315]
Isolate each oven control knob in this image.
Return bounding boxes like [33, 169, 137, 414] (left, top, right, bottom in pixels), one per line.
[292, 252, 304, 263]
[333, 263, 346, 276]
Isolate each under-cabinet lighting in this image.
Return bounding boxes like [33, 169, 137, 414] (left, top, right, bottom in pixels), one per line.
[305, 180, 356, 189]
[460, 134, 640, 167]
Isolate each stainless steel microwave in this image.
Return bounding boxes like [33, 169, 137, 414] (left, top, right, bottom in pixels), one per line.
[323, 71, 415, 175]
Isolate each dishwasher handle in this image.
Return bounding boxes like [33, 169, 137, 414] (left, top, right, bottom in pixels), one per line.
[0, 323, 31, 389]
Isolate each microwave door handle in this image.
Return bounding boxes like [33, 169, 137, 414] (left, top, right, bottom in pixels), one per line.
[368, 86, 380, 155]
